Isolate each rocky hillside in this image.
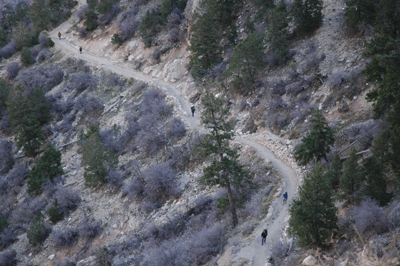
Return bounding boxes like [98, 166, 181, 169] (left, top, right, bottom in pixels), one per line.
[0, 0, 399, 265]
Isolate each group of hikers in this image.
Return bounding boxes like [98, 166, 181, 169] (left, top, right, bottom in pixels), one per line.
[58, 32, 82, 54]
[261, 192, 288, 245]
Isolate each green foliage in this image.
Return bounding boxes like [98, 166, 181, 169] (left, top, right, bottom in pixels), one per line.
[291, 0, 323, 35]
[11, 21, 37, 50]
[0, 79, 10, 110]
[139, 10, 162, 41]
[288, 164, 338, 248]
[47, 198, 63, 224]
[160, 0, 188, 22]
[326, 154, 342, 188]
[47, 37, 54, 47]
[344, 0, 378, 33]
[267, 0, 290, 63]
[188, 0, 241, 78]
[339, 149, 363, 196]
[294, 109, 335, 165]
[226, 32, 266, 94]
[27, 143, 63, 195]
[30, 0, 52, 32]
[198, 92, 253, 227]
[363, 0, 400, 123]
[7, 85, 51, 156]
[97, 0, 120, 15]
[21, 47, 34, 66]
[87, 0, 98, 9]
[84, 9, 99, 31]
[81, 125, 118, 187]
[0, 216, 9, 233]
[111, 33, 122, 46]
[0, 29, 8, 47]
[362, 156, 393, 206]
[27, 212, 50, 246]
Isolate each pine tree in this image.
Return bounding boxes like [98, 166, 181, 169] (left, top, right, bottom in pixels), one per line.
[294, 109, 335, 165]
[344, 0, 378, 33]
[362, 156, 392, 206]
[27, 143, 63, 195]
[81, 125, 118, 187]
[288, 164, 338, 248]
[339, 148, 363, 196]
[84, 9, 99, 32]
[29, 0, 52, 32]
[326, 154, 342, 188]
[227, 32, 266, 93]
[7, 85, 51, 156]
[27, 212, 50, 246]
[267, 0, 289, 62]
[198, 92, 253, 227]
[291, 0, 323, 35]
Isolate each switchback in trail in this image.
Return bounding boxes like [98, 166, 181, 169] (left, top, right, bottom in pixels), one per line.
[50, 2, 300, 264]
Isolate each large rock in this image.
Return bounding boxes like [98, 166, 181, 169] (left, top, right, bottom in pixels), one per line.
[302, 255, 318, 265]
[163, 58, 188, 82]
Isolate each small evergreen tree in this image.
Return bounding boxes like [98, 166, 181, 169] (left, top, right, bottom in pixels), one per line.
[267, 0, 290, 63]
[198, 92, 253, 227]
[21, 47, 34, 66]
[7, 85, 51, 156]
[47, 198, 63, 224]
[27, 143, 63, 195]
[344, 0, 378, 33]
[291, 0, 323, 35]
[294, 109, 335, 165]
[0, 216, 9, 233]
[226, 32, 266, 93]
[288, 164, 338, 248]
[81, 125, 118, 187]
[362, 156, 393, 206]
[326, 154, 342, 188]
[339, 148, 363, 197]
[27, 212, 50, 246]
[84, 9, 99, 31]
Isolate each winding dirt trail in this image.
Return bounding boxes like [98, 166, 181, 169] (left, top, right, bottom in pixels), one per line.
[50, 3, 300, 265]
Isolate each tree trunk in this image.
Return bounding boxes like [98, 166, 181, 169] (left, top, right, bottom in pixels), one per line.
[224, 176, 238, 227]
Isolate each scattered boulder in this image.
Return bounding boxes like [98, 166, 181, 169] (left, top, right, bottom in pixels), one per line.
[302, 255, 318, 265]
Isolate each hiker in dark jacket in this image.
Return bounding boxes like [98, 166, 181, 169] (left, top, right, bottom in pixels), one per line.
[79, 46, 82, 54]
[58, 32, 61, 40]
[191, 106, 195, 117]
[283, 192, 288, 204]
[261, 229, 268, 245]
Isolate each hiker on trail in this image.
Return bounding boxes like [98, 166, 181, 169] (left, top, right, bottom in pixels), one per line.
[283, 192, 288, 204]
[261, 229, 268, 245]
[191, 106, 195, 117]
[79, 46, 82, 54]
[58, 32, 61, 40]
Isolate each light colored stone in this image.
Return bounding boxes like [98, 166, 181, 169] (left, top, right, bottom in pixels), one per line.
[112, 223, 118, 229]
[48, 254, 55, 260]
[302, 255, 317, 265]
[217, 247, 233, 266]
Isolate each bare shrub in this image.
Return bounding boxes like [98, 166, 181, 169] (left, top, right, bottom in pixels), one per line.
[352, 198, 391, 234]
[51, 227, 78, 248]
[67, 73, 97, 92]
[166, 117, 186, 141]
[118, 8, 140, 42]
[303, 52, 325, 72]
[77, 5, 89, 21]
[123, 177, 145, 200]
[327, 70, 351, 88]
[271, 79, 286, 96]
[6, 62, 19, 80]
[272, 239, 290, 260]
[0, 40, 16, 59]
[0, 229, 18, 249]
[51, 257, 76, 266]
[187, 225, 224, 264]
[0, 140, 14, 175]
[143, 163, 179, 211]
[108, 73, 120, 86]
[78, 218, 102, 239]
[105, 170, 125, 190]
[100, 127, 124, 153]
[53, 187, 81, 216]
[136, 118, 167, 156]
[78, 27, 87, 38]
[37, 49, 52, 62]
[0, 249, 17, 266]
[139, 88, 172, 118]
[167, 145, 191, 171]
[38, 33, 47, 48]
[125, 114, 140, 141]
[11, 197, 46, 226]
[98, 3, 121, 26]
[168, 26, 180, 43]
[74, 92, 104, 115]
[6, 163, 29, 188]
[16, 66, 64, 92]
[46, 92, 74, 118]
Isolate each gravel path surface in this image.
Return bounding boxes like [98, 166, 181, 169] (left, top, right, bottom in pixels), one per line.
[50, 2, 300, 264]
